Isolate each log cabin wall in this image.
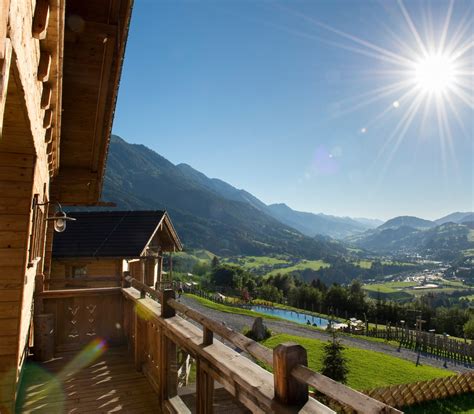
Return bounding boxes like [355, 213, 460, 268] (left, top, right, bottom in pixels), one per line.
[50, 257, 122, 288]
[0, 1, 64, 410]
[0, 0, 132, 410]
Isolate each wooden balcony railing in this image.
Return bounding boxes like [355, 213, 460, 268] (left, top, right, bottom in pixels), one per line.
[122, 276, 401, 413]
[34, 277, 401, 413]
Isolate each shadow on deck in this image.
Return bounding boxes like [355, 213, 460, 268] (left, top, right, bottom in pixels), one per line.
[16, 347, 160, 413]
[16, 347, 248, 414]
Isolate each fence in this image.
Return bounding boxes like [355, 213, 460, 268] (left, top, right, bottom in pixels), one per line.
[366, 372, 474, 408]
[359, 326, 474, 363]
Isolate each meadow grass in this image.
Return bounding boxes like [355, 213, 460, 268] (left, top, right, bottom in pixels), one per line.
[185, 294, 285, 321]
[355, 260, 372, 269]
[233, 255, 290, 270]
[468, 230, 474, 242]
[262, 334, 453, 391]
[264, 259, 330, 276]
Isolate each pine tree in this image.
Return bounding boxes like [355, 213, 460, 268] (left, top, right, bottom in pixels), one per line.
[321, 332, 348, 384]
[211, 255, 220, 269]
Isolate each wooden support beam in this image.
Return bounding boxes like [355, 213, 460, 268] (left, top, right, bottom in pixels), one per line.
[273, 342, 308, 407]
[37, 51, 52, 81]
[0, 38, 11, 139]
[46, 141, 53, 155]
[40, 84, 52, 109]
[43, 109, 52, 129]
[32, 0, 50, 40]
[44, 127, 53, 144]
[0, 1, 10, 60]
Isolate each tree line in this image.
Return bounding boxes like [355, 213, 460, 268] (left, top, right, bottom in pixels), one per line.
[204, 261, 474, 339]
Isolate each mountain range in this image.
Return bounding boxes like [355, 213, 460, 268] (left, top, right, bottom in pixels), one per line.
[100, 136, 348, 257]
[97, 135, 472, 259]
[346, 214, 474, 258]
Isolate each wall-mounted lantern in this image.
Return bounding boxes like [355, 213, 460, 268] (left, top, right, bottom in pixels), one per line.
[35, 201, 76, 232]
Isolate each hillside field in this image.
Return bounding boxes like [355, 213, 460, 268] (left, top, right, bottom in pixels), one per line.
[262, 334, 453, 390]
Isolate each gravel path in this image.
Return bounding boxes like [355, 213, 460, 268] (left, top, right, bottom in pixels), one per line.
[179, 295, 473, 373]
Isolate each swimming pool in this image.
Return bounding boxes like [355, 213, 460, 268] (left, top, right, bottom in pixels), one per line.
[249, 306, 332, 328]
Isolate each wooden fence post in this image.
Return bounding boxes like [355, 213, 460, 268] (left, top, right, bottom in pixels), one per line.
[273, 342, 308, 407]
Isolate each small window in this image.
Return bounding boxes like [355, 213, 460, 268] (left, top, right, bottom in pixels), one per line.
[71, 266, 87, 279]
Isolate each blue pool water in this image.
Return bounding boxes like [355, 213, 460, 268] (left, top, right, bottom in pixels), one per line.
[249, 306, 332, 328]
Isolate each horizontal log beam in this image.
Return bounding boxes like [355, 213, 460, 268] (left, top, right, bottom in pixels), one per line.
[38, 287, 121, 298]
[0, 38, 11, 139]
[37, 51, 52, 81]
[32, 0, 50, 39]
[291, 365, 402, 414]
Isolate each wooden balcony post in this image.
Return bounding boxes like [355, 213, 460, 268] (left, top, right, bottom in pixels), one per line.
[160, 289, 175, 318]
[158, 289, 177, 404]
[134, 307, 145, 372]
[203, 326, 213, 346]
[197, 359, 214, 414]
[144, 257, 155, 287]
[157, 255, 163, 284]
[273, 342, 308, 407]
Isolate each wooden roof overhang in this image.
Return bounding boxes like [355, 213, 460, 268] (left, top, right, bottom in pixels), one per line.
[141, 212, 183, 256]
[53, 0, 133, 205]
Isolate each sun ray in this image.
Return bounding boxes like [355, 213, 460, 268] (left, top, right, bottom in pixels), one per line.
[262, 0, 473, 178]
[273, 3, 414, 67]
[333, 79, 414, 114]
[439, 0, 454, 54]
[372, 93, 425, 190]
[397, 0, 429, 57]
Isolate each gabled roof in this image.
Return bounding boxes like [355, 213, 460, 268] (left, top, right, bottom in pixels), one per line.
[52, 210, 182, 258]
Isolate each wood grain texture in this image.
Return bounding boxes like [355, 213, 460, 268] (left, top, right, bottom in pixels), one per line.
[16, 347, 161, 413]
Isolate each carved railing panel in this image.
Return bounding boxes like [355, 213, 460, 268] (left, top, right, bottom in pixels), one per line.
[40, 288, 124, 352]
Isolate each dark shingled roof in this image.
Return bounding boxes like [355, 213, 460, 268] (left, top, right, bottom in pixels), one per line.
[52, 211, 167, 258]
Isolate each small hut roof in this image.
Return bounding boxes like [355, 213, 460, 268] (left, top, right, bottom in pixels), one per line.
[53, 210, 182, 258]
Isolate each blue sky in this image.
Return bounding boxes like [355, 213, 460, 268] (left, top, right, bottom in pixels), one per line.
[112, 0, 473, 220]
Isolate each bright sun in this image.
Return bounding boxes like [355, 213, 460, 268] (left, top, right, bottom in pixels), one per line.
[414, 54, 456, 94]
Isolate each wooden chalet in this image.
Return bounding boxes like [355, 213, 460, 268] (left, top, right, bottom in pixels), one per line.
[0, 0, 401, 413]
[50, 210, 182, 289]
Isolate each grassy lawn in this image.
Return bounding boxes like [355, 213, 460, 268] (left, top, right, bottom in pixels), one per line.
[404, 394, 474, 414]
[234, 255, 290, 270]
[468, 230, 474, 242]
[262, 334, 453, 391]
[265, 260, 331, 276]
[355, 260, 372, 269]
[185, 294, 285, 321]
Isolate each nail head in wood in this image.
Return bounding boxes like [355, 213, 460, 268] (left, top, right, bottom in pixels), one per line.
[273, 342, 308, 407]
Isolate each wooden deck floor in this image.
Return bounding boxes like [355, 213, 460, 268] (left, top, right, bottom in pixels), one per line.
[16, 347, 160, 413]
[16, 347, 248, 414]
